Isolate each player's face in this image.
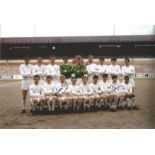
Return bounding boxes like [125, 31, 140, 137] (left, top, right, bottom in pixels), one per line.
[112, 78, 117, 83]
[111, 60, 116, 65]
[102, 76, 108, 81]
[46, 77, 52, 83]
[50, 57, 55, 64]
[89, 57, 93, 63]
[125, 59, 129, 66]
[24, 58, 30, 64]
[63, 58, 68, 64]
[82, 77, 88, 84]
[71, 79, 77, 85]
[93, 78, 98, 83]
[125, 77, 129, 83]
[34, 77, 40, 84]
[99, 59, 104, 65]
[37, 58, 43, 65]
[60, 76, 65, 83]
[77, 58, 81, 64]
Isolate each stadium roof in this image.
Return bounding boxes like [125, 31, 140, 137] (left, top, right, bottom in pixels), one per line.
[1, 35, 155, 44]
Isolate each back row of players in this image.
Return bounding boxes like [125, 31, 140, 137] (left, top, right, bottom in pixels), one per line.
[19, 55, 136, 113]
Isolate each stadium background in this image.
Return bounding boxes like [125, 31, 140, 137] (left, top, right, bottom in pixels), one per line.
[1, 35, 155, 59]
[0, 35, 155, 80]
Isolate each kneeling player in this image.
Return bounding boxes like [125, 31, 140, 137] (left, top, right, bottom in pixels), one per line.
[69, 74, 82, 111]
[110, 75, 126, 110]
[79, 74, 94, 111]
[55, 75, 72, 111]
[90, 75, 106, 109]
[42, 75, 58, 111]
[99, 74, 113, 108]
[121, 76, 136, 110]
[29, 75, 44, 112]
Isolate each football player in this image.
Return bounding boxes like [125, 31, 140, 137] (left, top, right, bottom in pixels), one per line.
[42, 75, 57, 111]
[79, 74, 94, 111]
[68, 74, 82, 111]
[90, 75, 106, 109]
[109, 75, 125, 110]
[86, 55, 98, 82]
[96, 57, 109, 80]
[19, 56, 33, 113]
[33, 57, 46, 85]
[60, 56, 73, 79]
[55, 75, 72, 111]
[108, 57, 121, 83]
[99, 74, 113, 108]
[29, 75, 44, 112]
[46, 55, 60, 82]
[121, 76, 136, 110]
[122, 58, 135, 93]
[72, 56, 87, 78]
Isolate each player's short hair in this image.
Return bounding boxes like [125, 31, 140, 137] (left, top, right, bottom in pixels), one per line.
[125, 57, 130, 62]
[71, 77, 77, 80]
[93, 75, 99, 79]
[76, 55, 82, 60]
[63, 56, 68, 60]
[102, 73, 108, 77]
[111, 57, 117, 61]
[99, 57, 105, 61]
[88, 55, 94, 58]
[60, 74, 66, 78]
[37, 56, 43, 59]
[82, 74, 88, 79]
[112, 75, 118, 79]
[71, 73, 77, 80]
[77, 56, 81, 60]
[46, 75, 52, 79]
[24, 55, 31, 60]
[50, 55, 56, 59]
[124, 75, 129, 80]
[33, 75, 40, 79]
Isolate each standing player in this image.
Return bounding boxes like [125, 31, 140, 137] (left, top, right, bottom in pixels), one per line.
[42, 75, 57, 111]
[55, 75, 72, 111]
[46, 55, 60, 82]
[19, 56, 33, 113]
[86, 55, 98, 81]
[72, 56, 87, 78]
[121, 76, 136, 109]
[29, 75, 44, 112]
[33, 57, 46, 85]
[79, 74, 94, 111]
[108, 57, 121, 83]
[60, 56, 73, 79]
[122, 58, 135, 93]
[96, 57, 109, 80]
[90, 75, 106, 109]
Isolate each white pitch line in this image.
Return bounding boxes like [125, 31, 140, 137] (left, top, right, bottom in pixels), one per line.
[0, 82, 21, 87]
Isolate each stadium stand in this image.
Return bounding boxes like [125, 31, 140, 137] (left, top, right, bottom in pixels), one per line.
[1, 35, 155, 59]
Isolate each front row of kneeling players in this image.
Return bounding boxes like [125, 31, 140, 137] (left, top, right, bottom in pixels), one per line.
[29, 74, 137, 113]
